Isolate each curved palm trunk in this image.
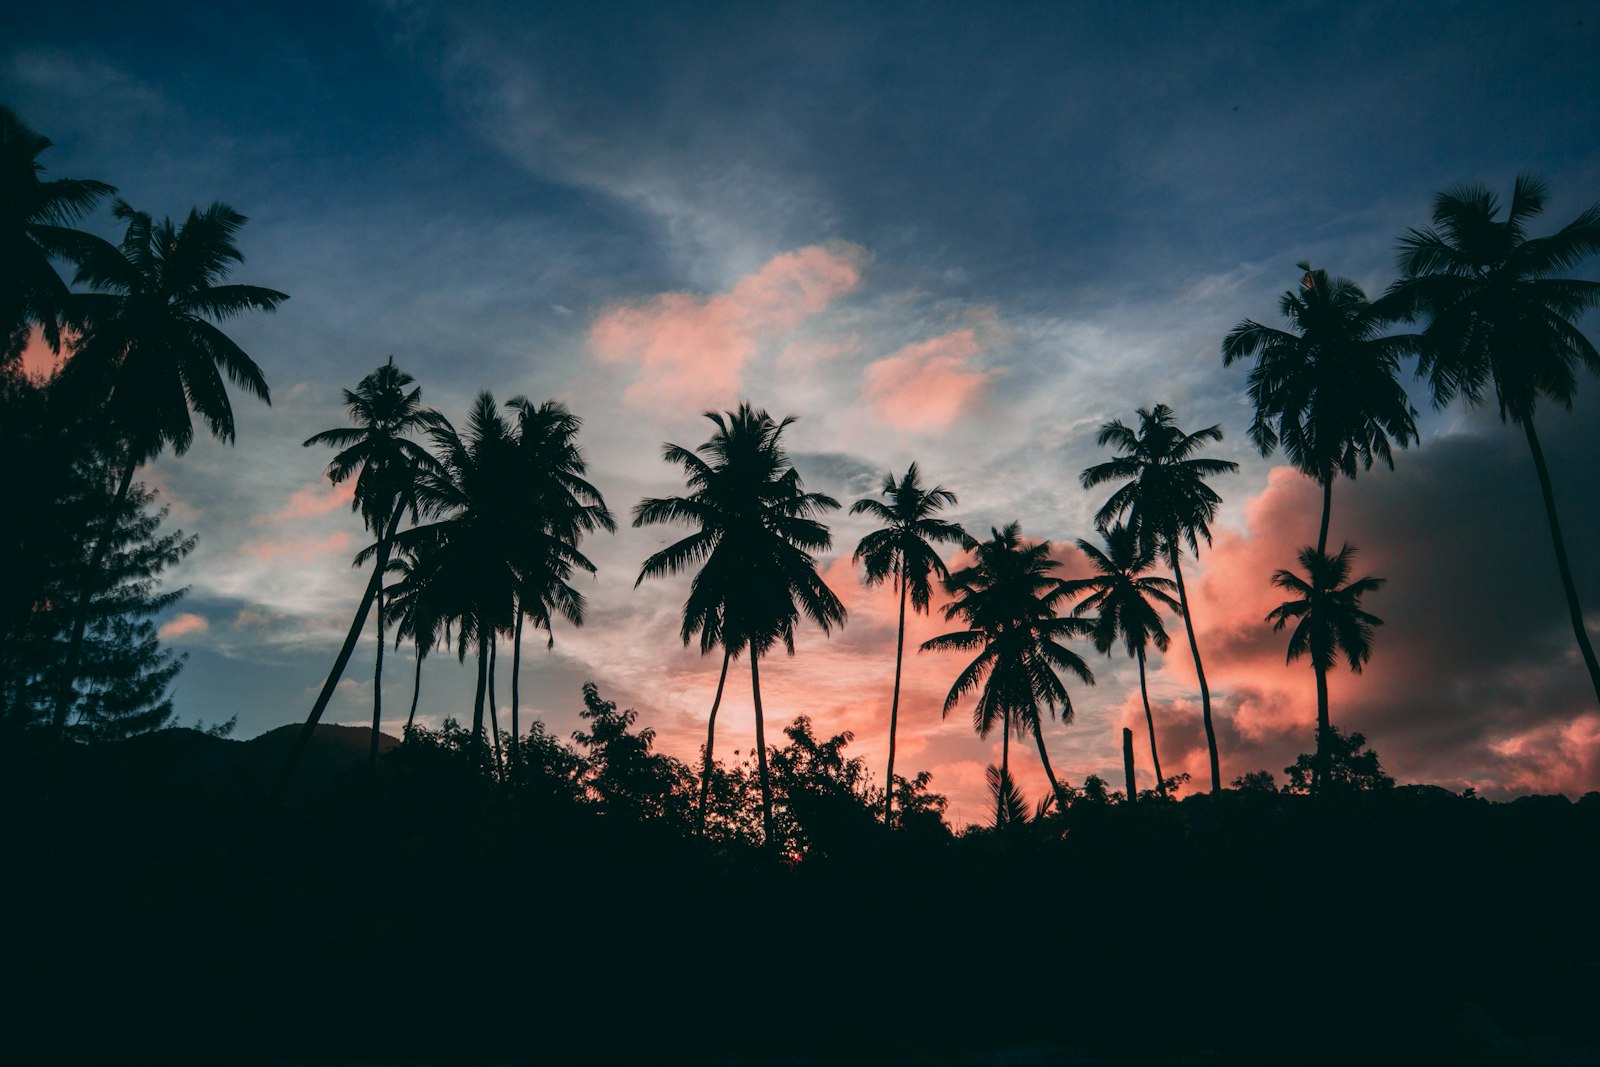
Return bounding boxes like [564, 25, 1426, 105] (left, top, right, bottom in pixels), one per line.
[1521, 416, 1600, 706]
[1316, 476, 1334, 558]
[54, 452, 137, 752]
[1170, 555, 1220, 792]
[697, 645, 733, 838]
[511, 611, 523, 760]
[369, 534, 391, 767]
[1030, 715, 1062, 810]
[751, 652, 775, 848]
[1312, 662, 1330, 796]
[470, 628, 489, 753]
[405, 645, 422, 734]
[1136, 647, 1165, 796]
[884, 577, 908, 826]
[275, 508, 404, 799]
[488, 635, 502, 770]
[996, 709, 1011, 828]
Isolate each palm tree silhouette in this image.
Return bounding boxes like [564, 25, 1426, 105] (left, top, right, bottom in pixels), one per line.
[1222, 264, 1419, 555]
[850, 462, 971, 825]
[1386, 176, 1600, 705]
[0, 105, 116, 368]
[635, 403, 846, 845]
[383, 546, 442, 734]
[1081, 405, 1238, 792]
[1265, 545, 1385, 794]
[1060, 523, 1182, 795]
[303, 357, 441, 764]
[56, 199, 285, 744]
[921, 522, 1093, 824]
[503, 397, 615, 756]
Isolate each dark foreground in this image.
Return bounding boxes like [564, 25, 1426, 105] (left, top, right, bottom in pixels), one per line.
[3, 726, 1598, 1066]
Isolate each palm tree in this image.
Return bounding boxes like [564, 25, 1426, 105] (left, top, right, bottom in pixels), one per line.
[635, 403, 846, 845]
[0, 105, 116, 368]
[1265, 545, 1384, 794]
[1222, 264, 1419, 555]
[850, 462, 971, 825]
[1386, 176, 1600, 705]
[504, 398, 615, 755]
[920, 522, 1093, 824]
[303, 357, 440, 765]
[1060, 523, 1182, 795]
[1081, 404, 1238, 792]
[55, 199, 286, 743]
[384, 545, 443, 734]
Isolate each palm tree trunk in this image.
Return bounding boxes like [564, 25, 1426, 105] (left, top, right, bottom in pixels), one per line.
[405, 645, 422, 734]
[1170, 554, 1220, 792]
[751, 652, 775, 849]
[511, 610, 523, 760]
[1313, 663, 1330, 795]
[54, 451, 137, 749]
[997, 709, 1011, 828]
[369, 534, 390, 767]
[1137, 647, 1165, 796]
[488, 635, 502, 770]
[884, 576, 908, 826]
[1521, 415, 1600, 706]
[697, 645, 733, 838]
[1123, 727, 1138, 805]
[1031, 716, 1062, 810]
[274, 508, 404, 800]
[1316, 476, 1333, 557]
[470, 628, 488, 752]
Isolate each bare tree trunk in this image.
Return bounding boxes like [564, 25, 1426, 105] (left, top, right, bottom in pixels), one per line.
[511, 610, 522, 760]
[752, 652, 774, 849]
[1031, 716, 1063, 812]
[488, 634, 502, 771]
[1122, 727, 1137, 805]
[470, 628, 488, 752]
[1521, 415, 1600, 706]
[369, 533, 390, 767]
[405, 645, 422, 734]
[697, 646, 733, 838]
[884, 577, 908, 826]
[1316, 476, 1333, 558]
[1313, 663, 1330, 796]
[996, 709, 1011, 828]
[1170, 554, 1220, 792]
[1137, 647, 1165, 796]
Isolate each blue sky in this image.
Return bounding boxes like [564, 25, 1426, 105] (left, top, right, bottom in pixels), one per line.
[8, 0, 1599, 819]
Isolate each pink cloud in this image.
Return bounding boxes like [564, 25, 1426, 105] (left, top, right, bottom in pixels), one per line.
[861, 327, 990, 432]
[242, 531, 352, 563]
[261, 480, 356, 524]
[158, 612, 209, 639]
[589, 242, 867, 408]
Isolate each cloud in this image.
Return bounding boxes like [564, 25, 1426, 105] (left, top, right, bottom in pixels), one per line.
[860, 326, 991, 432]
[158, 612, 210, 640]
[260, 480, 356, 524]
[242, 531, 353, 563]
[588, 242, 867, 408]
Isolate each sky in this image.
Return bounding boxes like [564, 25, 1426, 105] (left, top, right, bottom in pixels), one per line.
[7, 0, 1599, 823]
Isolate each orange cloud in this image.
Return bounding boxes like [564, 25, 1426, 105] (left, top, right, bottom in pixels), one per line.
[158, 612, 209, 639]
[589, 242, 867, 408]
[242, 531, 353, 563]
[18, 329, 63, 382]
[861, 327, 990, 431]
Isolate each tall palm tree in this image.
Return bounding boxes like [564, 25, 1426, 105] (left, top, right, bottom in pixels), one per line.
[0, 105, 116, 368]
[504, 398, 614, 754]
[1222, 264, 1419, 555]
[850, 462, 971, 825]
[1081, 405, 1238, 792]
[1060, 523, 1181, 795]
[1386, 175, 1600, 705]
[383, 545, 443, 734]
[635, 403, 846, 845]
[55, 199, 286, 742]
[920, 522, 1093, 824]
[1265, 545, 1385, 794]
[303, 357, 440, 764]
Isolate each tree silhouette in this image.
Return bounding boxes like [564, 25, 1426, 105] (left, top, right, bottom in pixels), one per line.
[634, 403, 846, 846]
[849, 462, 970, 824]
[0, 105, 116, 368]
[1060, 523, 1181, 796]
[1081, 405, 1238, 792]
[303, 357, 440, 765]
[1222, 263, 1418, 555]
[1386, 175, 1600, 706]
[921, 522, 1093, 824]
[56, 199, 285, 748]
[1265, 544, 1384, 795]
